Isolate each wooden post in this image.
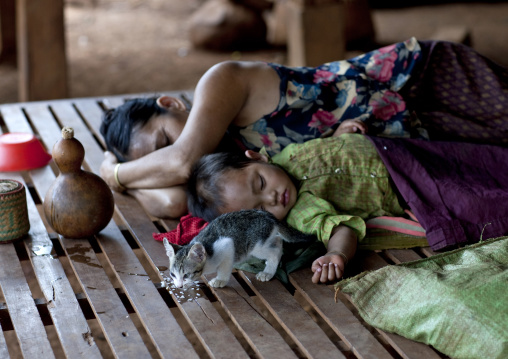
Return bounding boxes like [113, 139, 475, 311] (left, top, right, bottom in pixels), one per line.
[16, 0, 68, 101]
[0, 0, 16, 63]
[286, 0, 345, 67]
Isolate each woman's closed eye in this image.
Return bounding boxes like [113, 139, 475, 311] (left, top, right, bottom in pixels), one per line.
[259, 174, 265, 190]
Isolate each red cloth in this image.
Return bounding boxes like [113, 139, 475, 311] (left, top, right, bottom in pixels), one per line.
[152, 213, 208, 245]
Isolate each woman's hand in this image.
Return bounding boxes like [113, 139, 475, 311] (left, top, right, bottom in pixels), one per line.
[100, 151, 124, 192]
[311, 251, 347, 284]
[332, 119, 367, 137]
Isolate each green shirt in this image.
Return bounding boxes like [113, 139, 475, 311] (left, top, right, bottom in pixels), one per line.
[271, 134, 405, 246]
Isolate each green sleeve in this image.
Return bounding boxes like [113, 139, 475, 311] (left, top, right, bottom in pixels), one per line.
[286, 192, 366, 247]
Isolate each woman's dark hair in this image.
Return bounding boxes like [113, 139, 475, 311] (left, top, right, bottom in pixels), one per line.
[100, 97, 169, 162]
[186, 152, 257, 222]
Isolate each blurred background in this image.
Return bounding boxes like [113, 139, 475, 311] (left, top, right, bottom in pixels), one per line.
[1, 0, 507, 104]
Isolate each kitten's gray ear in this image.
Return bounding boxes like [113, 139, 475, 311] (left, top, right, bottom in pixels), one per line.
[163, 238, 180, 259]
[188, 243, 206, 263]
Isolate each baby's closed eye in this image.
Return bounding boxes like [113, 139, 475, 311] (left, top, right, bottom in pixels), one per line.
[259, 174, 265, 190]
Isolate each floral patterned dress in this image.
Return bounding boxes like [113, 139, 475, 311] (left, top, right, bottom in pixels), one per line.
[228, 37, 423, 156]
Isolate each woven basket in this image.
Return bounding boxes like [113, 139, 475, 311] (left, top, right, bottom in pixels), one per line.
[0, 179, 30, 243]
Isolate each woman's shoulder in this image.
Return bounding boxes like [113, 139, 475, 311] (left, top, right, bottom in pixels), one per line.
[200, 60, 278, 93]
[206, 60, 273, 75]
[195, 60, 276, 99]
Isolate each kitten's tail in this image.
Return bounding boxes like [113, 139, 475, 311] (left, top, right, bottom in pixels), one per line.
[277, 223, 316, 243]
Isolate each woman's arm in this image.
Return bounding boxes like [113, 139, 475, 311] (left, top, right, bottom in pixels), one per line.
[311, 225, 358, 284]
[127, 186, 188, 219]
[102, 61, 254, 190]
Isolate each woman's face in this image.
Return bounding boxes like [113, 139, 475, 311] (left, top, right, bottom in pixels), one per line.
[127, 111, 188, 160]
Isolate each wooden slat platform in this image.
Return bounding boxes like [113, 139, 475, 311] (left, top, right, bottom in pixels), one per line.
[0, 94, 446, 358]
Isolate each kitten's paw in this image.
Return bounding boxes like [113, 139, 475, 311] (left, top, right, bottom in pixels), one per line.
[256, 271, 274, 282]
[209, 278, 228, 288]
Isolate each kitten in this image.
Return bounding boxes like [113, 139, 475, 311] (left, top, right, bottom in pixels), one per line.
[163, 209, 315, 288]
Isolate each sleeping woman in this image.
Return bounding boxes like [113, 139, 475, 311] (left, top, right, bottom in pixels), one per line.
[99, 37, 508, 219]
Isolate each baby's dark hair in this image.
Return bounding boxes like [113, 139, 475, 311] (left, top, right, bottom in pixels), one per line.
[100, 97, 169, 162]
[186, 152, 257, 222]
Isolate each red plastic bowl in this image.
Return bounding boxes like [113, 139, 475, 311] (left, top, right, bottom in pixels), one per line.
[0, 133, 52, 172]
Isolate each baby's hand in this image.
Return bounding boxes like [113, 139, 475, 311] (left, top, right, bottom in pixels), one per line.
[332, 119, 367, 137]
[311, 251, 347, 284]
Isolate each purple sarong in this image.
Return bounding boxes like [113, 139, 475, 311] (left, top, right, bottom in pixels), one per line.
[369, 136, 508, 251]
[404, 40, 508, 146]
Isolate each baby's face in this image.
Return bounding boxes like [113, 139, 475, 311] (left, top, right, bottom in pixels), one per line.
[220, 162, 297, 220]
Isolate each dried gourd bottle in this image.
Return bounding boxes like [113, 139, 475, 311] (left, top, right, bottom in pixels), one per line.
[44, 127, 114, 238]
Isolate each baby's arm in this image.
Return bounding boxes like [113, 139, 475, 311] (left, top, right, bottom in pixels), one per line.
[311, 225, 357, 284]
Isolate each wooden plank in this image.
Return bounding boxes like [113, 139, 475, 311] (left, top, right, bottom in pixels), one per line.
[0, 104, 32, 133]
[71, 99, 108, 148]
[95, 223, 200, 359]
[26, 213, 102, 358]
[60, 237, 152, 358]
[381, 330, 443, 359]
[22, 103, 63, 153]
[356, 250, 389, 272]
[16, 0, 67, 101]
[0, 244, 55, 358]
[239, 271, 345, 359]
[113, 193, 170, 267]
[8, 173, 102, 358]
[420, 247, 437, 258]
[0, 320, 11, 358]
[384, 249, 423, 264]
[204, 273, 298, 358]
[289, 269, 393, 359]
[177, 295, 250, 359]
[382, 334, 443, 359]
